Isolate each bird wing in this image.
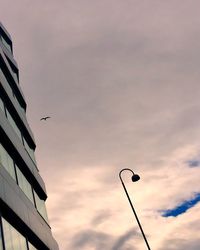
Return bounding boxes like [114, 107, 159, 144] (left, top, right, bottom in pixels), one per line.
[40, 116, 51, 121]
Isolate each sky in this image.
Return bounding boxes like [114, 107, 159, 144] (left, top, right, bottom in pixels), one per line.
[1, 0, 200, 249]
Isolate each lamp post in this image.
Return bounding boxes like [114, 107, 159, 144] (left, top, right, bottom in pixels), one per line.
[119, 168, 151, 250]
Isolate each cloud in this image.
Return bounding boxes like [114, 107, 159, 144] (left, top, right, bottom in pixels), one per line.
[112, 229, 138, 250]
[70, 228, 139, 250]
[91, 210, 112, 226]
[157, 203, 200, 249]
[160, 238, 200, 250]
[187, 159, 200, 168]
[71, 229, 112, 250]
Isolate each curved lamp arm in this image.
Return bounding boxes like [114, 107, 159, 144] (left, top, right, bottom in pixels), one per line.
[119, 168, 151, 250]
[119, 168, 135, 181]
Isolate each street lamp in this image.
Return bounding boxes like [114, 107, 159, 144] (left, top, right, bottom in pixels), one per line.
[119, 168, 151, 250]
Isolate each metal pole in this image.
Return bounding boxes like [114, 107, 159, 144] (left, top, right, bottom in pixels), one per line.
[119, 169, 151, 250]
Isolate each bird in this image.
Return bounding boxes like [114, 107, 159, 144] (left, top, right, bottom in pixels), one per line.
[40, 116, 51, 121]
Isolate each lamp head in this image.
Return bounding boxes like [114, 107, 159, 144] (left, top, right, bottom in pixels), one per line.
[131, 174, 140, 182]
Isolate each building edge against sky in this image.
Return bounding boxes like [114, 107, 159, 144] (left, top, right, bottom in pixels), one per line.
[0, 22, 59, 250]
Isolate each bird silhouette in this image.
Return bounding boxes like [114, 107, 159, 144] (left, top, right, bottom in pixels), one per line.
[40, 116, 51, 121]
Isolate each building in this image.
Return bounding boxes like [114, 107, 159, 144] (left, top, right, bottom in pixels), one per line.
[0, 23, 59, 250]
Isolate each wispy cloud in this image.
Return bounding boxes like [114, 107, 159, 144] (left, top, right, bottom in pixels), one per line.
[187, 159, 200, 168]
[71, 229, 112, 250]
[112, 229, 138, 250]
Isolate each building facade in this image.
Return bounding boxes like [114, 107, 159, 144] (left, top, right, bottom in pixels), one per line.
[0, 23, 59, 250]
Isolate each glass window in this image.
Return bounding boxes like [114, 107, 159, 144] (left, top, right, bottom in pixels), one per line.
[0, 36, 12, 53]
[2, 218, 27, 250]
[0, 98, 4, 112]
[6, 109, 22, 142]
[0, 144, 16, 181]
[20, 105, 25, 114]
[0, 66, 25, 114]
[4, 55, 18, 84]
[33, 191, 49, 223]
[16, 165, 34, 204]
[28, 242, 38, 250]
[12, 72, 18, 84]
[23, 139, 36, 164]
[0, 220, 4, 250]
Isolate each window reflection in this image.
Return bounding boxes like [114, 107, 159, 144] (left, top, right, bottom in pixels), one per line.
[0, 36, 12, 53]
[0, 143, 16, 181]
[0, 220, 3, 250]
[16, 165, 34, 204]
[0, 143, 49, 224]
[0, 67, 24, 114]
[28, 242, 38, 250]
[0, 98, 4, 112]
[33, 191, 49, 223]
[12, 72, 18, 84]
[1, 218, 39, 250]
[6, 109, 22, 142]
[0, 94, 36, 166]
[2, 218, 27, 250]
[23, 138, 36, 164]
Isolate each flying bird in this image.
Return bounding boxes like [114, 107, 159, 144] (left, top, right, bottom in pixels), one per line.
[40, 116, 51, 121]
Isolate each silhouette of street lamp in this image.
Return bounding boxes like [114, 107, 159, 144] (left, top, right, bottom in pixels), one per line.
[119, 168, 151, 250]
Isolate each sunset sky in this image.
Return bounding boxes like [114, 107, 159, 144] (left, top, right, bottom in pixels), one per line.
[1, 1, 200, 249]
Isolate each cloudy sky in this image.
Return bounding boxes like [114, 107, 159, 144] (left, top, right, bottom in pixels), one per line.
[1, 1, 200, 249]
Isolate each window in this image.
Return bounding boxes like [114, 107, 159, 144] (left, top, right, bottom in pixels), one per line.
[28, 242, 38, 250]
[12, 91, 25, 113]
[0, 98, 4, 112]
[0, 220, 3, 250]
[1, 218, 39, 250]
[23, 138, 36, 164]
[0, 98, 23, 142]
[16, 165, 34, 204]
[12, 71, 18, 83]
[0, 144, 16, 181]
[33, 191, 49, 223]
[2, 218, 27, 250]
[0, 66, 24, 114]
[0, 143, 49, 224]
[6, 109, 22, 142]
[4, 56, 18, 84]
[0, 36, 12, 53]
[0, 98, 34, 164]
